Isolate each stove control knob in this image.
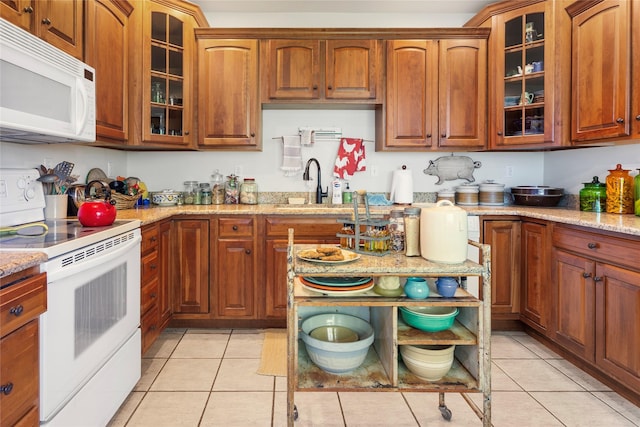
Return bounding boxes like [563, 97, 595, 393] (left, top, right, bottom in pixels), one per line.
[25, 186, 36, 200]
[17, 177, 26, 189]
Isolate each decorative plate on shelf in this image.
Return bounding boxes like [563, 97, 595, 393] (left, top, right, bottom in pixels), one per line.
[299, 280, 374, 296]
[303, 276, 372, 287]
[296, 248, 360, 264]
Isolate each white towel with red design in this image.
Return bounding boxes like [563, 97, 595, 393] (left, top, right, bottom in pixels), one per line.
[333, 137, 366, 179]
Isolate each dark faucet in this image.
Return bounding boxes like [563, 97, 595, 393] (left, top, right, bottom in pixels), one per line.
[303, 158, 328, 204]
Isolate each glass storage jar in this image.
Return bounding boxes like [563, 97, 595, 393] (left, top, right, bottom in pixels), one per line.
[635, 169, 640, 217]
[240, 178, 258, 204]
[225, 175, 240, 204]
[579, 176, 606, 212]
[200, 183, 212, 205]
[183, 180, 198, 205]
[605, 164, 634, 214]
[388, 209, 405, 253]
[211, 169, 225, 205]
[403, 207, 421, 256]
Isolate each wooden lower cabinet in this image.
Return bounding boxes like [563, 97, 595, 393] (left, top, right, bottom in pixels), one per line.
[264, 216, 342, 321]
[552, 225, 640, 398]
[481, 217, 521, 325]
[0, 268, 46, 426]
[520, 220, 551, 335]
[214, 217, 257, 319]
[172, 218, 210, 315]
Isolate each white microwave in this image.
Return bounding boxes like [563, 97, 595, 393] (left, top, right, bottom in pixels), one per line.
[0, 18, 95, 143]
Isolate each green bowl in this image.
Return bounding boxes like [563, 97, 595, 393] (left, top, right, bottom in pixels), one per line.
[399, 306, 458, 332]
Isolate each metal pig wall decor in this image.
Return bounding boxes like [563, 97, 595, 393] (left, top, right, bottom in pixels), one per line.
[423, 154, 482, 185]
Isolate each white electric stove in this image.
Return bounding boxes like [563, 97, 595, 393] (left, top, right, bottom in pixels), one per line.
[0, 168, 142, 426]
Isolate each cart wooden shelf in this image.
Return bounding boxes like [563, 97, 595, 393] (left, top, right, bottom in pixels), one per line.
[286, 229, 492, 426]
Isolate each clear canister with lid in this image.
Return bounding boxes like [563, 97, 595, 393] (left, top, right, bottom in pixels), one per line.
[183, 180, 198, 205]
[605, 164, 634, 214]
[240, 178, 258, 204]
[579, 176, 606, 212]
[388, 209, 405, 253]
[211, 170, 225, 205]
[225, 174, 240, 204]
[403, 207, 421, 256]
[200, 182, 212, 205]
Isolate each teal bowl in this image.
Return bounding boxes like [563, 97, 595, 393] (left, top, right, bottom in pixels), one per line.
[399, 306, 459, 332]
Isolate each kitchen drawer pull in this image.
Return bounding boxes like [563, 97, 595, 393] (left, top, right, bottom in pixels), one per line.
[593, 276, 603, 282]
[23, 6, 33, 13]
[1, 382, 13, 395]
[232, 225, 238, 231]
[587, 242, 598, 249]
[616, 117, 624, 124]
[9, 305, 24, 316]
[245, 249, 252, 255]
[582, 272, 592, 279]
[636, 115, 640, 121]
[42, 18, 51, 25]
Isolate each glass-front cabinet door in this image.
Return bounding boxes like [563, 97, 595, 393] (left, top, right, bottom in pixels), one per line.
[142, 3, 195, 147]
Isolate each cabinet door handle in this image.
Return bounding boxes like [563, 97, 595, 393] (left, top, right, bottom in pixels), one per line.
[0, 382, 13, 395]
[42, 18, 51, 25]
[23, 6, 33, 13]
[327, 85, 333, 90]
[184, 130, 190, 135]
[150, 264, 157, 270]
[150, 293, 157, 299]
[232, 225, 238, 231]
[250, 132, 255, 137]
[616, 117, 624, 124]
[9, 305, 24, 316]
[587, 242, 598, 249]
[635, 115, 640, 121]
[582, 272, 592, 279]
[426, 133, 432, 138]
[497, 131, 503, 136]
[441, 133, 447, 138]
[150, 236, 157, 242]
[245, 249, 252, 255]
[593, 276, 603, 282]
[312, 85, 318, 90]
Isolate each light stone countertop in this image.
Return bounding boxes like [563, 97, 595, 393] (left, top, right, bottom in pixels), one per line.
[2, 203, 639, 279]
[0, 251, 46, 278]
[115, 203, 640, 237]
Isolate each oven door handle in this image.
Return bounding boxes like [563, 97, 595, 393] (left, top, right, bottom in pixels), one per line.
[46, 234, 141, 282]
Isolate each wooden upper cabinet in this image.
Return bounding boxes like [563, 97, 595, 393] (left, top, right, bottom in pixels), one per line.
[383, 39, 438, 149]
[262, 38, 381, 103]
[197, 38, 260, 150]
[438, 39, 487, 148]
[0, 0, 83, 59]
[325, 39, 379, 100]
[382, 38, 486, 151]
[633, 0, 640, 139]
[568, 0, 633, 143]
[266, 39, 320, 99]
[85, 0, 133, 145]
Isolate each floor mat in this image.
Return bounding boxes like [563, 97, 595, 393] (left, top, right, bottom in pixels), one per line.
[257, 329, 287, 376]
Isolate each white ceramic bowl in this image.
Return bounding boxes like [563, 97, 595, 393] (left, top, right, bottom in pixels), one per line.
[151, 190, 180, 206]
[300, 313, 374, 374]
[400, 344, 455, 381]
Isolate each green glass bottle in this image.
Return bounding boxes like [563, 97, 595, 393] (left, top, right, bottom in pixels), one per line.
[579, 176, 606, 212]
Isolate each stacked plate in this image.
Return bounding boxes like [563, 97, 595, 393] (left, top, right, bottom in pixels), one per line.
[300, 276, 374, 295]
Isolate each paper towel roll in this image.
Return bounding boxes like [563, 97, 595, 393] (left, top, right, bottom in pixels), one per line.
[390, 168, 413, 204]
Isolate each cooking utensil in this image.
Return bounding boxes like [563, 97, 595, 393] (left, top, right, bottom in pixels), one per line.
[511, 186, 564, 207]
[37, 172, 60, 195]
[78, 180, 117, 227]
[54, 161, 74, 180]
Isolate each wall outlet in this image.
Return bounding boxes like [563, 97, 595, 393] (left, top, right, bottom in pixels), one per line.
[370, 165, 378, 177]
[505, 165, 514, 178]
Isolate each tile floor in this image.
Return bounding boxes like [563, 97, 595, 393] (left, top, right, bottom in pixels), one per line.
[108, 329, 640, 427]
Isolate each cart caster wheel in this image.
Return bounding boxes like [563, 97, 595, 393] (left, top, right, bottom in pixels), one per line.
[439, 405, 452, 421]
[293, 405, 298, 421]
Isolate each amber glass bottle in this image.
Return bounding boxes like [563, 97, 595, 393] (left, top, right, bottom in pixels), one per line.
[605, 164, 633, 214]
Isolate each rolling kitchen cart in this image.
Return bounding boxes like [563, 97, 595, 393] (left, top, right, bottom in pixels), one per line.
[286, 229, 492, 426]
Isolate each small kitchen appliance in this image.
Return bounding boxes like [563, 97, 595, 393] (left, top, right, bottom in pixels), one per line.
[0, 168, 141, 426]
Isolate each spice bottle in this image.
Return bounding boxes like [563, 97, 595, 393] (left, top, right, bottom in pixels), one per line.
[340, 223, 355, 249]
[579, 176, 606, 212]
[605, 164, 634, 214]
[211, 170, 225, 205]
[240, 178, 258, 204]
[403, 207, 421, 256]
[388, 209, 405, 253]
[225, 174, 240, 204]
